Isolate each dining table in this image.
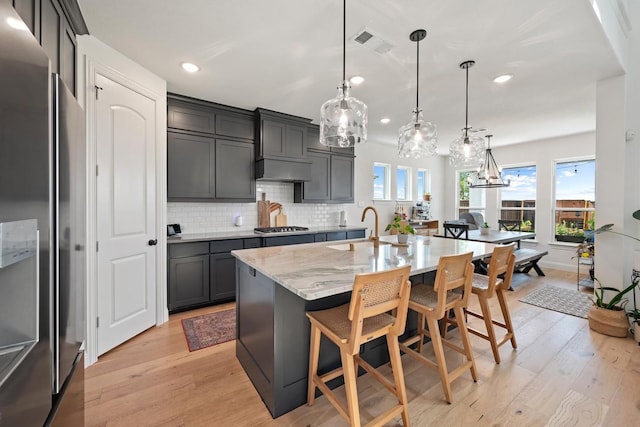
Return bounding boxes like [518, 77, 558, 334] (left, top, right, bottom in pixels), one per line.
[436, 229, 535, 248]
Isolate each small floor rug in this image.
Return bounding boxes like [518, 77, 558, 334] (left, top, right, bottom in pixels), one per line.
[519, 286, 592, 319]
[181, 308, 236, 352]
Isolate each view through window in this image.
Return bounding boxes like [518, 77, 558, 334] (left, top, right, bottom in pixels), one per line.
[500, 165, 536, 231]
[458, 170, 485, 218]
[373, 163, 390, 200]
[396, 166, 411, 200]
[417, 169, 430, 200]
[554, 159, 595, 243]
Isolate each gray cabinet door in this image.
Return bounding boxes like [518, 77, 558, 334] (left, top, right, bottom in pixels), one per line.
[305, 125, 329, 152]
[168, 254, 210, 311]
[167, 132, 215, 200]
[13, 0, 36, 35]
[168, 102, 215, 134]
[294, 151, 330, 202]
[40, 0, 61, 76]
[330, 155, 354, 202]
[214, 139, 255, 200]
[216, 114, 254, 140]
[284, 124, 305, 158]
[261, 120, 286, 157]
[210, 253, 236, 302]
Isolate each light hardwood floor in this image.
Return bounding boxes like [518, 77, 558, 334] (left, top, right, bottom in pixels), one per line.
[85, 269, 640, 426]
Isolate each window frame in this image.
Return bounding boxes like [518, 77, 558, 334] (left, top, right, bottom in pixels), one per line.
[373, 162, 391, 200]
[456, 169, 486, 218]
[499, 164, 537, 231]
[396, 165, 412, 201]
[552, 157, 596, 243]
[416, 168, 430, 200]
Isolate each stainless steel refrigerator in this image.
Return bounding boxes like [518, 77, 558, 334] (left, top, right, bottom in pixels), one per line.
[0, 1, 86, 425]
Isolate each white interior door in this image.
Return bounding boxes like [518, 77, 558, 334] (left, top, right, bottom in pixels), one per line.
[95, 72, 157, 355]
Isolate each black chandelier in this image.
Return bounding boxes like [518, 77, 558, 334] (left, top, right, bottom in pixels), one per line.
[468, 135, 510, 188]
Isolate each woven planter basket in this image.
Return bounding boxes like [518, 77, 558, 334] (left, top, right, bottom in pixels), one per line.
[588, 306, 629, 337]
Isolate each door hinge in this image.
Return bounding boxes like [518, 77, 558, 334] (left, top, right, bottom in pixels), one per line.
[96, 165, 99, 176]
[96, 317, 100, 328]
[96, 241, 99, 252]
[95, 85, 103, 100]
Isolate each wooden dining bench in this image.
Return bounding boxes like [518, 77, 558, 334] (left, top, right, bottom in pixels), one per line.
[513, 248, 548, 276]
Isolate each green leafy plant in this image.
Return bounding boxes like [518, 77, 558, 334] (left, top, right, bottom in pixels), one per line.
[385, 215, 415, 235]
[481, 222, 490, 228]
[592, 277, 639, 310]
[627, 308, 640, 324]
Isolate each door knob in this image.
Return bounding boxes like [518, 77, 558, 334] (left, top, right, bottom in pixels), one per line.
[148, 239, 158, 246]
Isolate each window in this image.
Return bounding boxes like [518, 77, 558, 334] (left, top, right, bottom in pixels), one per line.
[457, 170, 485, 218]
[373, 163, 390, 200]
[553, 159, 595, 243]
[416, 169, 430, 200]
[396, 166, 411, 200]
[500, 165, 537, 231]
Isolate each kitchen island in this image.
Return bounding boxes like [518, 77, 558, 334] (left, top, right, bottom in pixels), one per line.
[231, 235, 496, 418]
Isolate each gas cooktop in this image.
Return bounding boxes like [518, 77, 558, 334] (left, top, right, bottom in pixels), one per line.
[254, 226, 310, 234]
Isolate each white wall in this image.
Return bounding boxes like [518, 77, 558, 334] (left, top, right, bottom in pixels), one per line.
[350, 141, 446, 237]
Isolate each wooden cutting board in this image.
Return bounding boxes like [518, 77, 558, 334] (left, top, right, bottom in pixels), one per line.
[257, 193, 270, 228]
[275, 207, 287, 227]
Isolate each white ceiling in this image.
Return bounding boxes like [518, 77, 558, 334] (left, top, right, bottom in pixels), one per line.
[77, 0, 623, 152]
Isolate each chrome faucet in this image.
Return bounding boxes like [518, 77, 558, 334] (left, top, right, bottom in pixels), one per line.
[361, 206, 380, 248]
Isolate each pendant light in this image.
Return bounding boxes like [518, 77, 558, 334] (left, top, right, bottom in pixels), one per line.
[319, 0, 368, 148]
[449, 60, 485, 167]
[468, 135, 510, 188]
[398, 29, 437, 158]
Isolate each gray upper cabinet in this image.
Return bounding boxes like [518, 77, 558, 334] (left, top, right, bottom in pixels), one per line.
[255, 108, 310, 160]
[167, 132, 215, 199]
[167, 94, 256, 202]
[20, 0, 86, 96]
[294, 125, 355, 203]
[168, 102, 216, 134]
[330, 155, 355, 202]
[214, 139, 255, 200]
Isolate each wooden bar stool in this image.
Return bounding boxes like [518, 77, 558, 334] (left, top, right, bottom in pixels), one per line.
[398, 252, 476, 404]
[306, 265, 412, 426]
[447, 244, 517, 364]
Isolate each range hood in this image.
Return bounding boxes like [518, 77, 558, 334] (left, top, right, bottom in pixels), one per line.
[256, 157, 312, 182]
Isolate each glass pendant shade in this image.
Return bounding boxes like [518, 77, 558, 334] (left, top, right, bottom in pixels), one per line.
[449, 130, 485, 167]
[320, 82, 368, 147]
[398, 109, 437, 158]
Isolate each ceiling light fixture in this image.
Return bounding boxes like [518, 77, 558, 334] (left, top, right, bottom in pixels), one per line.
[380, 117, 391, 124]
[319, 0, 368, 148]
[468, 135, 510, 188]
[181, 62, 200, 73]
[493, 74, 513, 83]
[449, 60, 485, 167]
[349, 75, 365, 85]
[397, 29, 437, 159]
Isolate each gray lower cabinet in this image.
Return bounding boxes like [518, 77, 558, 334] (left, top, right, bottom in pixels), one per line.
[210, 253, 236, 302]
[263, 234, 315, 247]
[168, 243, 211, 312]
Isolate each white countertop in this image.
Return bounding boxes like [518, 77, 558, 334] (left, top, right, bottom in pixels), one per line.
[231, 235, 495, 300]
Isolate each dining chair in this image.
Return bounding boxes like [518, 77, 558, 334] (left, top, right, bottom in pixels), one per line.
[443, 222, 469, 239]
[498, 219, 521, 231]
[306, 265, 412, 427]
[398, 252, 477, 404]
[444, 244, 517, 364]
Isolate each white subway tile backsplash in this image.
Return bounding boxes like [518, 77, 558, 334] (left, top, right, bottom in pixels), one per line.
[167, 182, 349, 233]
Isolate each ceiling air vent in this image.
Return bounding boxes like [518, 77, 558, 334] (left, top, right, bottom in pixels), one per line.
[352, 28, 393, 54]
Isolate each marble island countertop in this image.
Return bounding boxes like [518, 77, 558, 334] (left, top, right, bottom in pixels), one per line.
[231, 235, 496, 300]
[167, 225, 368, 243]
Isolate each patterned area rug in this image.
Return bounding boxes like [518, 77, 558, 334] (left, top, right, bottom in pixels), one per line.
[519, 286, 592, 319]
[181, 308, 236, 351]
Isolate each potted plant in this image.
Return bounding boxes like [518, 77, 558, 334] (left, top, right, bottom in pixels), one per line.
[480, 221, 490, 235]
[423, 192, 431, 202]
[385, 214, 415, 244]
[588, 277, 639, 337]
[627, 309, 640, 345]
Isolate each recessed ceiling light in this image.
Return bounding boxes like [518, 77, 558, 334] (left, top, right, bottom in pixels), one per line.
[6, 17, 28, 31]
[181, 62, 200, 73]
[349, 75, 365, 85]
[380, 118, 390, 124]
[493, 74, 513, 83]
